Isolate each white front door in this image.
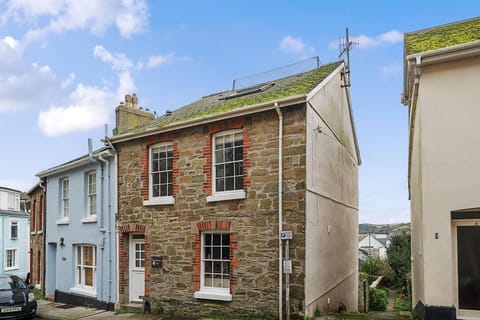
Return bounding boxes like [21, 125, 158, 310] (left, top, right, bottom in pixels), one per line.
[129, 234, 145, 302]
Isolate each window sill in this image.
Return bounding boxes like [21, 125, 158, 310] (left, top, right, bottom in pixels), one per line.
[81, 215, 98, 224]
[56, 218, 69, 225]
[69, 287, 97, 298]
[207, 191, 245, 202]
[194, 290, 232, 301]
[4, 267, 18, 271]
[143, 196, 175, 206]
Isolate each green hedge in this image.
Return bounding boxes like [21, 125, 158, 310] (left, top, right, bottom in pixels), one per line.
[369, 288, 388, 311]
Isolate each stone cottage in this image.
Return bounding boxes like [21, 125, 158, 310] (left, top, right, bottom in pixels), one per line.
[110, 60, 361, 318]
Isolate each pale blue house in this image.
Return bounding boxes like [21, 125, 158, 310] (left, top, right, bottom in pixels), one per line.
[37, 146, 117, 310]
[0, 186, 30, 278]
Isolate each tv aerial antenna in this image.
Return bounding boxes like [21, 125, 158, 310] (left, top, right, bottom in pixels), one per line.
[338, 28, 358, 87]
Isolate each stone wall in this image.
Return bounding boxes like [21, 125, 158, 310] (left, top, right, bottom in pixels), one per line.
[116, 105, 307, 318]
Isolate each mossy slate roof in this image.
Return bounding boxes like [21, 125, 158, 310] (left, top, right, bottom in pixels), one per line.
[405, 16, 480, 56]
[130, 61, 342, 134]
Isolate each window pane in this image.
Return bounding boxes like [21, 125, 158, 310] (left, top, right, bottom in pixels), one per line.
[225, 177, 234, 191]
[235, 162, 243, 176]
[160, 172, 167, 183]
[224, 135, 233, 148]
[222, 278, 230, 288]
[234, 146, 243, 161]
[215, 150, 224, 163]
[84, 247, 93, 265]
[205, 261, 212, 273]
[225, 163, 234, 176]
[160, 184, 167, 196]
[153, 159, 159, 172]
[234, 134, 243, 146]
[85, 268, 93, 286]
[222, 261, 230, 275]
[216, 178, 224, 192]
[213, 234, 221, 245]
[213, 261, 221, 273]
[225, 148, 233, 162]
[222, 234, 230, 245]
[166, 157, 172, 170]
[235, 176, 244, 190]
[216, 164, 224, 177]
[215, 136, 224, 150]
[222, 246, 230, 259]
[204, 274, 212, 287]
[204, 247, 212, 259]
[152, 185, 159, 197]
[205, 234, 212, 246]
[213, 247, 221, 259]
[167, 184, 172, 196]
[159, 159, 166, 171]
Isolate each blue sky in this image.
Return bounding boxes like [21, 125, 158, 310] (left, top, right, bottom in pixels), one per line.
[0, 1, 478, 223]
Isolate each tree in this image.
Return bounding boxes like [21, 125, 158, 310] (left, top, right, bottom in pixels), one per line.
[386, 233, 411, 290]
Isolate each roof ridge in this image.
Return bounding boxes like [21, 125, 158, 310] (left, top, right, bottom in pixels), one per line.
[405, 16, 480, 36]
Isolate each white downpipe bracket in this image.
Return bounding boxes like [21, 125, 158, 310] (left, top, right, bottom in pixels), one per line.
[275, 102, 284, 320]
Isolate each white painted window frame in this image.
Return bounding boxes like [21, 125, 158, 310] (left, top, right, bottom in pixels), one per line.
[87, 171, 97, 216]
[5, 248, 18, 270]
[9, 220, 18, 240]
[60, 177, 69, 218]
[73, 245, 97, 296]
[143, 142, 175, 206]
[207, 129, 245, 203]
[194, 231, 232, 301]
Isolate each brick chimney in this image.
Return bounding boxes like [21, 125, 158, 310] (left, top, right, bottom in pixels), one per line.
[113, 93, 154, 135]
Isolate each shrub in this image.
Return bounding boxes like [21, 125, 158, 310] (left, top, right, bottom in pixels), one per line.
[369, 288, 388, 311]
[393, 293, 412, 311]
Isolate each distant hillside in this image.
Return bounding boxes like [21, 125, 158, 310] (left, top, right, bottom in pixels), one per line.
[359, 223, 411, 235]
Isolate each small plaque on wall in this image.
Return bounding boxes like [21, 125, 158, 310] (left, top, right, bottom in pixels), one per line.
[151, 256, 162, 268]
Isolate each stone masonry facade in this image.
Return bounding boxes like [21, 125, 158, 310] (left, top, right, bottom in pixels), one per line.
[116, 105, 307, 317]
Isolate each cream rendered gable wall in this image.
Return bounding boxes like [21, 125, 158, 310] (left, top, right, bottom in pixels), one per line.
[413, 55, 480, 308]
[304, 66, 359, 314]
[410, 94, 425, 306]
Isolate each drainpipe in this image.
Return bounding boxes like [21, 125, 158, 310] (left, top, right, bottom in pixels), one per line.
[39, 180, 46, 297]
[114, 152, 119, 305]
[275, 102, 284, 320]
[98, 153, 110, 303]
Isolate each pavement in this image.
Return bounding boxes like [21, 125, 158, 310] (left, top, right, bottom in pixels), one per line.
[36, 300, 161, 319]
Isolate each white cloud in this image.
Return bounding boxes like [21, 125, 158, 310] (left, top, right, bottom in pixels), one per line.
[279, 35, 316, 57]
[280, 35, 305, 54]
[93, 45, 133, 71]
[3, 36, 19, 50]
[378, 30, 403, 44]
[61, 72, 75, 88]
[137, 52, 190, 70]
[0, 37, 60, 112]
[116, 71, 136, 102]
[2, 0, 148, 44]
[38, 84, 111, 136]
[329, 29, 403, 50]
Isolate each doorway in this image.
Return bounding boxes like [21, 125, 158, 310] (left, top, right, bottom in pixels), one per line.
[456, 225, 480, 310]
[129, 234, 145, 302]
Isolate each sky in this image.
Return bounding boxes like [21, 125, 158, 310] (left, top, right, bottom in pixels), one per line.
[0, 1, 478, 224]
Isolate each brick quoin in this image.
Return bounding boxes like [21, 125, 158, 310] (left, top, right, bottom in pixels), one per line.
[140, 134, 179, 201]
[203, 119, 251, 195]
[118, 224, 150, 300]
[192, 220, 236, 294]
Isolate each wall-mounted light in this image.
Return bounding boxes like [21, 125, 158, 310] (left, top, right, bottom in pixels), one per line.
[60, 237, 65, 248]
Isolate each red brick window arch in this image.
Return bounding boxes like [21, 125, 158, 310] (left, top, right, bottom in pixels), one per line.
[192, 220, 237, 301]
